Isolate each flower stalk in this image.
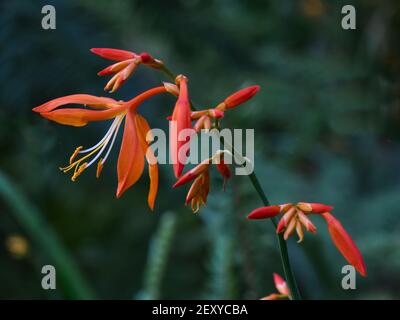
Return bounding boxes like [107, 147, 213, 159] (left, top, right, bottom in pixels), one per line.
[159, 65, 302, 300]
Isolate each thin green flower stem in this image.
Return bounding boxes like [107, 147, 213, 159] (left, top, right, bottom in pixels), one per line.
[247, 171, 301, 300]
[159, 66, 301, 300]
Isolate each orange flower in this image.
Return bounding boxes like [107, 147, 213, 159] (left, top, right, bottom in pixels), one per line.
[32, 86, 168, 209]
[173, 151, 231, 213]
[247, 202, 366, 276]
[261, 273, 290, 300]
[170, 75, 192, 178]
[216, 85, 260, 111]
[91, 48, 163, 92]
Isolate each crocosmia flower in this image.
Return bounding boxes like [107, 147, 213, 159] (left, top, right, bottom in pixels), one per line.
[32, 86, 168, 209]
[91, 48, 163, 92]
[247, 202, 366, 276]
[173, 151, 231, 213]
[261, 273, 290, 300]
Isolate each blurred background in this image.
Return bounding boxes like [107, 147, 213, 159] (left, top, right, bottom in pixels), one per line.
[0, 0, 399, 299]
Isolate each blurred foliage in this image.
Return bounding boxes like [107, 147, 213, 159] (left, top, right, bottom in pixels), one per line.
[1, 0, 400, 299]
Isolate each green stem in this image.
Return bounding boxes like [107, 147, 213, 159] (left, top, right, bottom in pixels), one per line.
[160, 65, 176, 82]
[159, 66, 301, 300]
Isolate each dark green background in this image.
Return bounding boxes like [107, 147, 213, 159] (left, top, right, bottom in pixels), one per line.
[0, 0, 399, 299]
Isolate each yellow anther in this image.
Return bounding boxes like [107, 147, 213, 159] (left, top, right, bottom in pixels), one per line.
[96, 159, 104, 178]
[192, 199, 200, 213]
[69, 146, 83, 164]
[71, 162, 87, 182]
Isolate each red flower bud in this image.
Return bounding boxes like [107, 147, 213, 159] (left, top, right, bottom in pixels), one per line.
[90, 48, 137, 61]
[322, 213, 366, 277]
[247, 205, 281, 219]
[223, 85, 260, 109]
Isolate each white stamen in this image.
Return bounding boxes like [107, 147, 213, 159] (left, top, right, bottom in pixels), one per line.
[79, 116, 121, 154]
[86, 116, 123, 168]
[101, 118, 123, 165]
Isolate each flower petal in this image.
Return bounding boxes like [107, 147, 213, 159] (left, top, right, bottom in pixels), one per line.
[97, 60, 133, 76]
[135, 114, 158, 210]
[296, 221, 304, 243]
[247, 205, 282, 220]
[33, 94, 118, 113]
[39, 105, 126, 127]
[276, 206, 296, 233]
[90, 48, 137, 61]
[322, 213, 367, 277]
[297, 211, 317, 233]
[116, 110, 145, 198]
[283, 217, 297, 240]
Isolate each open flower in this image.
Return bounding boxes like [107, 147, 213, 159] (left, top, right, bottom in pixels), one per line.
[32, 86, 168, 209]
[170, 74, 192, 178]
[173, 151, 231, 213]
[261, 273, 290, 300]
[247, 202, 366, 276]
[91, 48, 164, 92]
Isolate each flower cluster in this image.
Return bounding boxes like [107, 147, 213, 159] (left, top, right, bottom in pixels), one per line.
[34, 47, 367, 296]
[33, 48, 258, 211]
[248, 202, 366, 276]
[173, 151, 231, 213]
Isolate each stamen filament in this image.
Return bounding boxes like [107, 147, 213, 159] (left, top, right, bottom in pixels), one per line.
[60, 114, 125, 180]
[79, 116, 122, 154]
[101, 118, 123, 165]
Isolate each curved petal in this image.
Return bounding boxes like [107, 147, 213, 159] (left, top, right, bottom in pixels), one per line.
[147, 162, 158, 210]
[135, 114, 158, 210]
[97, 60, 133, 76]
[90, 48, 137, 61]
[322, 213, 367, 277]
[33, 94, 118, 113]
[116, 110, 145, 198]
[276, 207, 296, 233]
[39, 105, 126, 127]
[247, 205, 282, 220]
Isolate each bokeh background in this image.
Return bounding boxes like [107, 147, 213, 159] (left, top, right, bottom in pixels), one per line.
[1, 0, 399, 299]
